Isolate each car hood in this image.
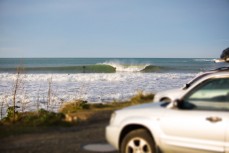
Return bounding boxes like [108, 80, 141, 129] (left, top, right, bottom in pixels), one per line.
[154, 88, 185, 102]
[112, 102, 168, 125]
[116, 102, 167, 117]
[122, 102, 163, 110]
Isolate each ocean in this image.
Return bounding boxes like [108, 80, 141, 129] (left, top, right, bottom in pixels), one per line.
[0, 58, 221, 73]
[0, 58, 226, 116]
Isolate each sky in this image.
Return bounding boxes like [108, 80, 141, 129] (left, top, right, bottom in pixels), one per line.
[0, 0, 229, 58]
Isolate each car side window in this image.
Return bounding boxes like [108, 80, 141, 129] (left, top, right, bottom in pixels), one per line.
[183, 78, 229, 111]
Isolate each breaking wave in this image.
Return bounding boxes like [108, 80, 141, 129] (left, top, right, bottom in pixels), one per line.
[101, 62, 161, 72]
[0, 64, 162, 73]
[193, 59, 214, 62]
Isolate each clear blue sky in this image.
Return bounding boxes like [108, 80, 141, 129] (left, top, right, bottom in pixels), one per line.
[0, 0, 228, 58]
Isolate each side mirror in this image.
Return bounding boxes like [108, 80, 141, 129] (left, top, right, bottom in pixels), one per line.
[175, 99, 196, 110]
[166, 99, 182, 109]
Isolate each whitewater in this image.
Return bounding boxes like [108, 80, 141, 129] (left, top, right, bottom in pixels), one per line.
[0, 72, 195, 115]
[1, 58, 224, 117]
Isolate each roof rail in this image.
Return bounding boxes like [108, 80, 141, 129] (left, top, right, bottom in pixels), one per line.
[214, 67, 229, 71]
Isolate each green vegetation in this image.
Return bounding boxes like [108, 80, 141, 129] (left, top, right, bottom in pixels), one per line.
[1, 108, 68, 127]
[59, 92, 154, 122]
[129, 91, 154, 104]
[60, 92, 154, 113]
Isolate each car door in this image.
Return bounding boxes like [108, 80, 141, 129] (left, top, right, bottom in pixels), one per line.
[226, 124, 229, 153]
[160, 77, 229, 153]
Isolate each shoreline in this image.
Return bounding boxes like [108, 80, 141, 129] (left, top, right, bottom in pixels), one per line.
[0, 92, 154, 127]
[0, 71, 195, 120]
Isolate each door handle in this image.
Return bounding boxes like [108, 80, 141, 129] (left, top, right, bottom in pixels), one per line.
[206, 116, 222, 123]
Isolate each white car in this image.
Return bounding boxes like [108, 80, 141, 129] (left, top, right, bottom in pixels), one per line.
[153, 67, 229, 102]
[106, 71, 229, 153]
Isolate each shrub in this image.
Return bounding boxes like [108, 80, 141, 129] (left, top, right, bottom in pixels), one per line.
[4, 106, 20, 122]
[59, 100, 90, 114]
[22, 109, 66, 126]
[130, 91, 154, 104]
[2, 108, 67, 126]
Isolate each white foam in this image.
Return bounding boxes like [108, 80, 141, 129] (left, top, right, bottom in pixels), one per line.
[101, 61, 150, 72]
[193, 59, 214, 62]
[0, 72, 196, 117]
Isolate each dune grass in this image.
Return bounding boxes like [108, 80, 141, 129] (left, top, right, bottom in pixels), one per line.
[60, 91, 154, 113]
[59, 92, 154, 122]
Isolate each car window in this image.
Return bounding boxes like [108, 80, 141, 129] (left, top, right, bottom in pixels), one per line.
[183, 78, 229, 111]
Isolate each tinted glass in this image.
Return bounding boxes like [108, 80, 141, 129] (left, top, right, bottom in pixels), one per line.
[184, 78, 229, 111]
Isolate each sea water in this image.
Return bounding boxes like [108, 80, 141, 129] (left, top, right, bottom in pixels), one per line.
[0, 58, 226, 116]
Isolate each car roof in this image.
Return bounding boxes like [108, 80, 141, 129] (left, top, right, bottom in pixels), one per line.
[201, 71, 229, 80]
[209, 66, 229, 72]
[187, 67, 229, 82]
[186, 67, 229, 88]
[199, 67, 229, 77]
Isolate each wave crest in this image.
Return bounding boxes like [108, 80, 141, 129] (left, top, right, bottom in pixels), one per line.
[193, 59, 214, 62]
[100, 61, 161, 72]
[101, 62, 151, 72]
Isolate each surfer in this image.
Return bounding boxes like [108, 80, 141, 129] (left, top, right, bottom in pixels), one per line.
[83, 66, 86, 73]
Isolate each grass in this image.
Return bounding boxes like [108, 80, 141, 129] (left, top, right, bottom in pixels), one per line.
[1, 109, 70, 127]
[60, 92, 154, 122]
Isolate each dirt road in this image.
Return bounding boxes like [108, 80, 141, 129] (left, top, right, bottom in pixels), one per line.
[0, 110, 118, 153]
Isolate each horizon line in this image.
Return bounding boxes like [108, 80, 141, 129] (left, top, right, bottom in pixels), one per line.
[0, 57, 217, 59]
